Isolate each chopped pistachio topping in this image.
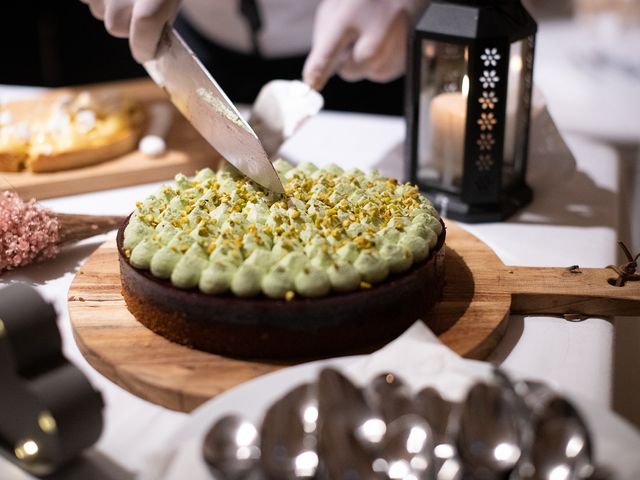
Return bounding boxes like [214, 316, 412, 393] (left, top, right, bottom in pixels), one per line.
[123, 160, 441, 298]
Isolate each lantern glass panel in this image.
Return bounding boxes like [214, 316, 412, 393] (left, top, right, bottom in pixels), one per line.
[502, 39, 530, 190]
[416, 40, 469, 194]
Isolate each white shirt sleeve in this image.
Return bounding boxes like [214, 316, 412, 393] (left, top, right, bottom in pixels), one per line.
[180, 0, 320, 58]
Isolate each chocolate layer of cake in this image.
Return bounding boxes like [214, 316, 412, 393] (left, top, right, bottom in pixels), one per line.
[118, 219, 446, 359]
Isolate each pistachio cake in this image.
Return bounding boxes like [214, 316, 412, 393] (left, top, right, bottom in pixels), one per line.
[118, 160, 446, 358]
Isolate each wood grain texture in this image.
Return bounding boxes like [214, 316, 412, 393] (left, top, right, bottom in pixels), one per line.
[0, 79, 221, 200]
[68, 222, 511, 411]
[68, 222, 640, 412]
[508, 266, 640, 316]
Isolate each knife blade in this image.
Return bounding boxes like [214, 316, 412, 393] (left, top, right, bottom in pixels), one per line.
[143, 27, 284, 193]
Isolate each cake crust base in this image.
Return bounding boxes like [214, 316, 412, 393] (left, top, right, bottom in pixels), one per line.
[28, 130, 139, 173]
[0, 152, 26, 172]
[118, 221, 446, 359]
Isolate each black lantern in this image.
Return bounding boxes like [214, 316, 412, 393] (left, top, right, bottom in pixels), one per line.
[405, 0, 537, 222]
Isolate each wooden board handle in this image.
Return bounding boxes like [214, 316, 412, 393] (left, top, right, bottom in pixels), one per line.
[505, 266, 640, 317]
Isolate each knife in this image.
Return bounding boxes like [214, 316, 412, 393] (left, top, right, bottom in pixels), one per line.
[143, 26, 284, 193]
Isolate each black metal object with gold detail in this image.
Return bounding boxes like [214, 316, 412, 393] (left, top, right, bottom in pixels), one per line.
[0, 284, 103, 476]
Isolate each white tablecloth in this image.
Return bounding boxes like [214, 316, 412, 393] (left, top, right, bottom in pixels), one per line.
[535, 19, 640, 144]
[0, 85, 625, 478]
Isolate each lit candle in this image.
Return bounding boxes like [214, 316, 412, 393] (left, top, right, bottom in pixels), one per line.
[503, 54, 522, 164]
[429, 75, 469, 189]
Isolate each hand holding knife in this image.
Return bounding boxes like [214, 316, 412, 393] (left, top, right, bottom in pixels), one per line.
[80, 0, 425, 193]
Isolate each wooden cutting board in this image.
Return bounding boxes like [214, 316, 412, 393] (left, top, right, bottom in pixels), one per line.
[67, 222, 640, 412]
[0, 79, 221, 200]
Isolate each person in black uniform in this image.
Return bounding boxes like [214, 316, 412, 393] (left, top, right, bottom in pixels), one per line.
[79, 0, 428, 115]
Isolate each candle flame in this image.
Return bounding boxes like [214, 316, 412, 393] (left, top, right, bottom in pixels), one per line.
[462, 75, 469, 97]
[511, 55, 523, 73]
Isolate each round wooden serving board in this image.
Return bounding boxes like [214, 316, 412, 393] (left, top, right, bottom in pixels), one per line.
[68, 222, 640, 412]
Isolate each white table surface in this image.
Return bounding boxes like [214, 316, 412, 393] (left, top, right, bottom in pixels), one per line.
[0, 83, 629, 478]
[535, 18, 640, 144]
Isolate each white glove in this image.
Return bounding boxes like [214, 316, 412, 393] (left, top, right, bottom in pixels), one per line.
[80, 0, 182, 63]
[303, 0, 427, 90]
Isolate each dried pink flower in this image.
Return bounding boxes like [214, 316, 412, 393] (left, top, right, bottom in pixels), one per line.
[0, 191, 60, 272]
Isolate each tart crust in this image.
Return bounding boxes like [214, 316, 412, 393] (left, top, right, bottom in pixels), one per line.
[27, 129, 139, 173]
[0, 94, 143, 173]
[0, 151, 26, 172]
[117, 217, 446, 359]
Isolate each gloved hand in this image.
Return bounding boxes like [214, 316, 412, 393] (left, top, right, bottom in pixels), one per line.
[303, 0, 427, 90]
[80, 0, 182, 63]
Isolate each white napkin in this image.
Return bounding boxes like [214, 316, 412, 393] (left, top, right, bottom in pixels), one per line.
[137, 322, 640, 480]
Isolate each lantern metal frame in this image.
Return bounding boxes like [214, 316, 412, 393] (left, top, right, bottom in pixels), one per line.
[405, 0, 538, 223]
